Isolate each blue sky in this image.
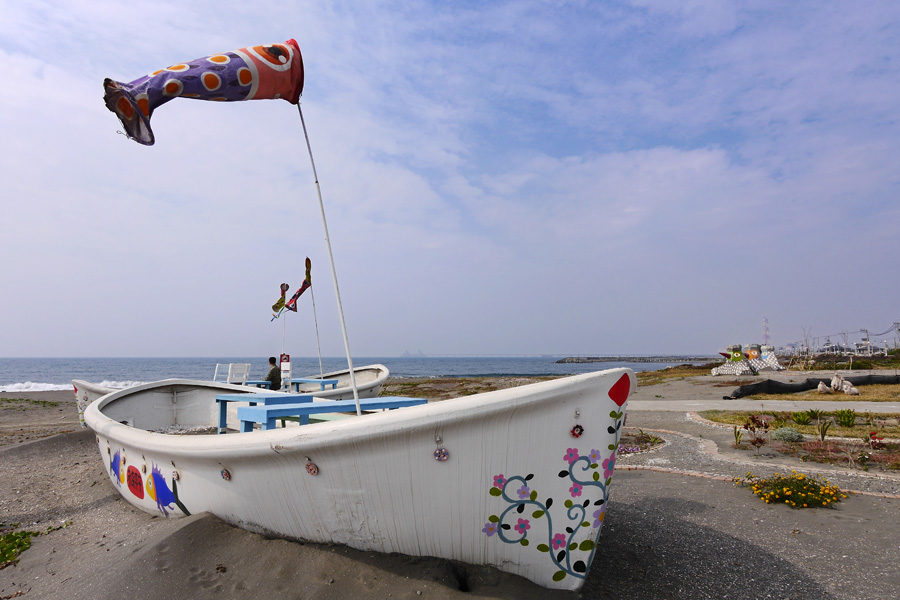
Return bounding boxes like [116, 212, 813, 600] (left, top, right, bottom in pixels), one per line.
[1, 1, 898, 358]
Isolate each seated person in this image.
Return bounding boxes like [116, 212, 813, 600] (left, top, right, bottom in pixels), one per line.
[264, 356, 281, 390]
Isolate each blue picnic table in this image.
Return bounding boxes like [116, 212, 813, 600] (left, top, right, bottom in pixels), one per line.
[235, 397, 428, 431]
[215, 392, 313, 434]
[243, 380, 273, 389]
[290, 378, 340, 392]
[243, 378, 340, 392]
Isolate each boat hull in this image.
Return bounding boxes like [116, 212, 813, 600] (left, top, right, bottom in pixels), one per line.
[84, 368, 634, 590]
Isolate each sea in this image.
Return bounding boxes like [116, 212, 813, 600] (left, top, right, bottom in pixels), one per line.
[0, 356, 711, 393]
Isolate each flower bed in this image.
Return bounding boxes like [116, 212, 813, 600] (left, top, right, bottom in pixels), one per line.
[616, 429, 665, 455]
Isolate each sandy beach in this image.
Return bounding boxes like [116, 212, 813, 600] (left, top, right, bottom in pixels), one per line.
[2, 377, 898, 599]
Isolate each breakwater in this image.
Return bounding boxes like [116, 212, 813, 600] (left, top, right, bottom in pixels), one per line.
[556, 356, 714, 364]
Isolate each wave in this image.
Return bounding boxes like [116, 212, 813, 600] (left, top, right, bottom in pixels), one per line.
[0, 381, 145, 393]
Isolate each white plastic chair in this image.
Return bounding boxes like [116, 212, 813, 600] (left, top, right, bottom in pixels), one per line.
[212, 363, 227, 382]
[226, 363, 251, 385]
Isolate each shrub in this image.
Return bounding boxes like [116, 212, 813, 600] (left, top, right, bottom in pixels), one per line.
[735, 471, 847, 508]
[805, 409, 824, 422]
[743, 414, 770, 454]
[835, 409, 857, 428]
[792, 412, 812, 426]
[772, 427, 805, 442]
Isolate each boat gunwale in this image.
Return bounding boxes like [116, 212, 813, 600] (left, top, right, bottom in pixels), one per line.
[85, 368, 633, 461]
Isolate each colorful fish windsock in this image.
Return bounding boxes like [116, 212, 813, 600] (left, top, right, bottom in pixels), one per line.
[285, 281, 310, 312]
[103, 39, 304, 146]
[305, 256, 312, 284]
[272, 282, 290, 313]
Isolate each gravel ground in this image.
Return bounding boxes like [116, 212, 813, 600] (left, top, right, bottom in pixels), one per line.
[3, 378, 900, 599]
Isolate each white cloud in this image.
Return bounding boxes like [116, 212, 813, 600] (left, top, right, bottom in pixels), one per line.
[1, 0, 898, 357]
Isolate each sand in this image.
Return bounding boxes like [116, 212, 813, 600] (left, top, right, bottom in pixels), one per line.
[2, 379, 898, 599]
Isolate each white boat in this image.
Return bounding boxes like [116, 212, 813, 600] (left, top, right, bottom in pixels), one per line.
[72, 380, 117, 427]
[83, 368, 634, 590]
[73, 364, 389, 426]
[288, 363, 390, 400]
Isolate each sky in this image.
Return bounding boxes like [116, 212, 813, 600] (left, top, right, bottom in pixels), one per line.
[1, 0, 898, 358]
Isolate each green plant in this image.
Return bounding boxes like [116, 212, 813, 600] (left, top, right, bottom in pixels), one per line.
[817, 419, 832, 441]
[1, 524, 38, 569]
[772, 427, 804, 443]
[0, 521, 70, 569]
[733, 425, 744, 447]
[770, 412, 791, 428]
[734, 471, 847, 508]
[856, 450, 870, 471]
[635, 429, 663, 445]
[792, 411, 812, 425]
[835, 409, 857, 428]
[806, 408, 824, 422]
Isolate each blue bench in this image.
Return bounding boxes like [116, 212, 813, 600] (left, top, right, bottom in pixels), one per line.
[291, 378, 340, 392]
[236, 397, 428, 431]
[215, 393, 313, 434]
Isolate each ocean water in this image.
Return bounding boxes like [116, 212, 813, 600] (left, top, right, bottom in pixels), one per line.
[0, 356, 707, 392]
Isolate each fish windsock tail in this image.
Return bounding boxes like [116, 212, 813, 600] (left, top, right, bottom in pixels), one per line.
[103, 78, 155, 145]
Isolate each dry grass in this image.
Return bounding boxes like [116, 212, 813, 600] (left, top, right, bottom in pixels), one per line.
[380, 376, 553, 401]
[635, 363, 718, 386]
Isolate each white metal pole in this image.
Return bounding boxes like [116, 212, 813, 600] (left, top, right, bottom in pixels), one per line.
[297, 104, 361, 415]
[309, 286, 325, 378]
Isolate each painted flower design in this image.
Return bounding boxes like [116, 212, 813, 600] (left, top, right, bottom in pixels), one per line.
[517, 484, 531, 500]
[602, 452, 617, 479]
[493, 474, 506, 488]
[589, 448, 602, 463]
[552, 533, 567, 550]
[514, 518, 530, 534]
[564, 448, 580, 464]
[482, 522, 498, 537]
[593, 506, 606, 528]
[569, 483, 583, 497]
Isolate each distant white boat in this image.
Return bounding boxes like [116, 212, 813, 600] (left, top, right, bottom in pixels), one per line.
[73, 364, 390, 426]
[83, 368, 634, 590]
[289, 363, 390, 400]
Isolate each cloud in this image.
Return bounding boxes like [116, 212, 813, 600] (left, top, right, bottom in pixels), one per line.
[1, 1, 898, 357]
